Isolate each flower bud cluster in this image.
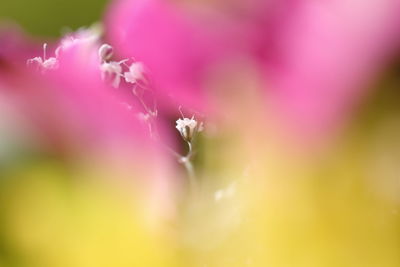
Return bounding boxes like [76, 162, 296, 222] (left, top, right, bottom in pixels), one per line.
[98, 43, 145, 88]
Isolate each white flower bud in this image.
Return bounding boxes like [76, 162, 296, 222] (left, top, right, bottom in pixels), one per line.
[98, 43, 113, 62]
[176, 117, 202, 142]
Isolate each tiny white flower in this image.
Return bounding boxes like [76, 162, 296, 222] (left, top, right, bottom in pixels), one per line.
[100, 61, 125, 88]
[124, 62, 144, 84]
[176, 117, 201, 142]
[27, 43, 58, 72]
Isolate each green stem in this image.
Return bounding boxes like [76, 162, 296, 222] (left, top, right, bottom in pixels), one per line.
[182, 141, 197, 192]
[183, 158, 197, 192]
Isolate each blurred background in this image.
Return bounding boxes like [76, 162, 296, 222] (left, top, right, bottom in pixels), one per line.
[0, 0, 108, 37]
[0, 0, 400, 267]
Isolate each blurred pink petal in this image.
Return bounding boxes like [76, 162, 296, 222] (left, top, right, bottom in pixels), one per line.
[0, 31, 176, 216]
[0, 25, 43, 65]
[106, 0, 262, 111]
[106, 0, 400, 146]
[264, 0, 400, 144]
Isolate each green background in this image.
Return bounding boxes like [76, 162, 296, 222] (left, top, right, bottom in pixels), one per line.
[0, 0, 108, 37]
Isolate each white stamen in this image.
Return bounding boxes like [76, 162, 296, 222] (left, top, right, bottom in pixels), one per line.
[26, 43, 58, 72]
[43, 43, 47, 60]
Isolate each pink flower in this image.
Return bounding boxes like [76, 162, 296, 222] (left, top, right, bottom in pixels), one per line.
[1, 28, 158, 157]
[106, 0, 400, 145]
[106, 0, 260, 110]
[0, 28, 176, 216]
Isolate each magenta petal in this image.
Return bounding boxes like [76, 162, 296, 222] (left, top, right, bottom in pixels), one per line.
[263, 0, 400, 143]
[1, 35, 161, 161]
[106, 0, 260, 111]
[106, 0, 400, 145]
[0, 34, 177, 214]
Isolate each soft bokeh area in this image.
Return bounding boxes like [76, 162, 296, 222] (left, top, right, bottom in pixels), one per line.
[0, 0, 399, 266]
[0, 0, 108, 37]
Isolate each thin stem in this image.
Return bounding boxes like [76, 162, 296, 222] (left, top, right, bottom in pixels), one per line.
[131, 85, 159, 139]
[181, 141, 197, 192]
[43, 43, 47, 60]
[132, 85, 157, 117]
[162, 143, 181, 159]
[159, 138, 197, 191]
[186, 141, 193, 158]
[182, 158, 197, 192]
